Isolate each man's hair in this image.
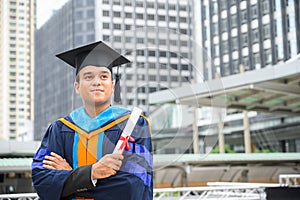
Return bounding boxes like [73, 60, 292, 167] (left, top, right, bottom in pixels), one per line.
[75, 73, 80, 83]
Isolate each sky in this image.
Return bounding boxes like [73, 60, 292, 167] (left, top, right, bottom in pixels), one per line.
[36, 0, 68, 28]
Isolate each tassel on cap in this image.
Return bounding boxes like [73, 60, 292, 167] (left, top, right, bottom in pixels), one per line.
[114, 67, 122, 104]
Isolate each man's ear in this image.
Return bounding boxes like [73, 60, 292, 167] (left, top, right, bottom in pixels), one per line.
[74, 82, 80, 94]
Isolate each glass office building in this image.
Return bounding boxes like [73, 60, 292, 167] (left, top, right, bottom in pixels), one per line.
[200, 0, 299, 80]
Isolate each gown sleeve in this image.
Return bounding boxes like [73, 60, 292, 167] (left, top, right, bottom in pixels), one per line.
[31, 121, 72, 200]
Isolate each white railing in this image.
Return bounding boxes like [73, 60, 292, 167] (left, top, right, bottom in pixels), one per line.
[153, 186, 267, 200]
[0, 193, 38, 200]
[1, 175, 299, 200]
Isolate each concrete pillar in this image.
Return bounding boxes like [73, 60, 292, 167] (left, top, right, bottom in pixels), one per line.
[243, 110, 251, 153]
[218, 110, 225, 153]
[193, 108, 199, 154]
[240, 64, 251, 153]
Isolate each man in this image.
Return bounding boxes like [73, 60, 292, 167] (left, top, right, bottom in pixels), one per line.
[32, 41, 153, 200]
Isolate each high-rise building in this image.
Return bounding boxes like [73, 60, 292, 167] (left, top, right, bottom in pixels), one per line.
[200, 0, 299, 80]
[34, 0, 195, 139]
[0, 0, 36, 141]
[198, 0, 300, 152]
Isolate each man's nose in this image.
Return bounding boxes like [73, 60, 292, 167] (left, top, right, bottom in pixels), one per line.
[93, 76, 101, 85]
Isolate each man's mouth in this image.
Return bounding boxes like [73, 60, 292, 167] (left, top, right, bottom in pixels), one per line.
[91, 89, 104, 92]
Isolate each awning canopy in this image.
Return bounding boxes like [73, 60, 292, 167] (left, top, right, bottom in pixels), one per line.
[149, 58, 300, 116]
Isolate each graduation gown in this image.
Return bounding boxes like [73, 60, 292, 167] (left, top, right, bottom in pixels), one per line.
[32, 106, 153, 200]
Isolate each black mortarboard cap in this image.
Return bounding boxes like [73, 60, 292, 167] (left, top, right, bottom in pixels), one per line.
[56, 41, 130, 75]
[56, 41, 130, 103]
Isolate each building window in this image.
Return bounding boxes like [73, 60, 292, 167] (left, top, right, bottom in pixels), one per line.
[212, 23, 218, 36]
[87, 9, 94, 18]
[114, 36, 122, 42]
[287, 13, 296, 32]
[137, 50, 144, 56]
[113, 11, 121, 18]
[262, 0, 269, 15]
[147, 2, 154, 8]
[264, 49, 272, 64]
[251, 5, 258, 19]
[212, 2, 218, 15]
[243, 57, 250, 71]
[181, 41, 188, 46]
[171, 76, 178, 81]
[159, 51, 166, 57]
[149, 75, 156, 81]
[87, 0, 94, 6]
[180, 29, 187, 34]
[103, 23, 110, 29]
[222, 40, 228, 54]
[86, 34, 95, 42]
[125, 37, 132, 43]
[125, 12, 132, 18]
[158, 15, 165, 21]
[113, 0, 120, 5]
[148, 14, 154, 20]
[158, 3, 165, 9]
[230, 0, 237, 6]
[125, 24, 131, 30]
[213, 45, 220, 57]
[75, 11, 83, 19]
[221, 63, 230, 76]
[253, 53, 260, 66]
[103, 10, 109, 16]
[170, 40, 177, 46]
[221, 18, 227, 32]
[124, 0, 131, 6]
[161, 76, 167, 81]
[242, 33, 248, 47]
[220, 1, 227, 10]
[252, 29, 259, 43]
[148, 50, 156, 57]
[136, 13, 143, 19]
[87, 22, 94, 30]
[169, 4, 176, 10]
[113, 24, 121, 30]
[232, 60, 239, 74]
[231, 14, 237, 27]
[180, 17, 187, 23]
[232, 37, 238, 51]
[149, 63, 155, 69]
[103, 35, 110, 41]
[126, 74, 133, 80]
[137, 37, 144, 43]
[149, 87, 157, 92]
[159, 39, 167, 45]
[241, 10, 247, 23]
[263, 25, 270, 39]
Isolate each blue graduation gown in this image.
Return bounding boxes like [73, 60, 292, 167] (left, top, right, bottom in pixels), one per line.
[32, 106, 153, 200]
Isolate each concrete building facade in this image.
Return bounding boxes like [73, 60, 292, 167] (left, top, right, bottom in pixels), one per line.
[0, 0, 35, 141]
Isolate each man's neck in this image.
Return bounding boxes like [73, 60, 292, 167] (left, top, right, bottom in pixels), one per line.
[84, 103, 110, 118]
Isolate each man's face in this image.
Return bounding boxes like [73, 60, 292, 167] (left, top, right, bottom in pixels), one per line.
[74, 65, 114, 107]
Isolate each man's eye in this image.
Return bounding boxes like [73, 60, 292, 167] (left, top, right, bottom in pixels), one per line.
[85, 76, 93, 80]
[101, 75, 108, 79]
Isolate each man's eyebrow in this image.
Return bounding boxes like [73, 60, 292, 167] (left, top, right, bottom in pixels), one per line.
[99, 70, 110, 74]
[83, 71, 93, 76]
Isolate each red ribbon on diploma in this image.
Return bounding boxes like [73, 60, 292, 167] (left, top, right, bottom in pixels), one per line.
[119, 135, 135, 151]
